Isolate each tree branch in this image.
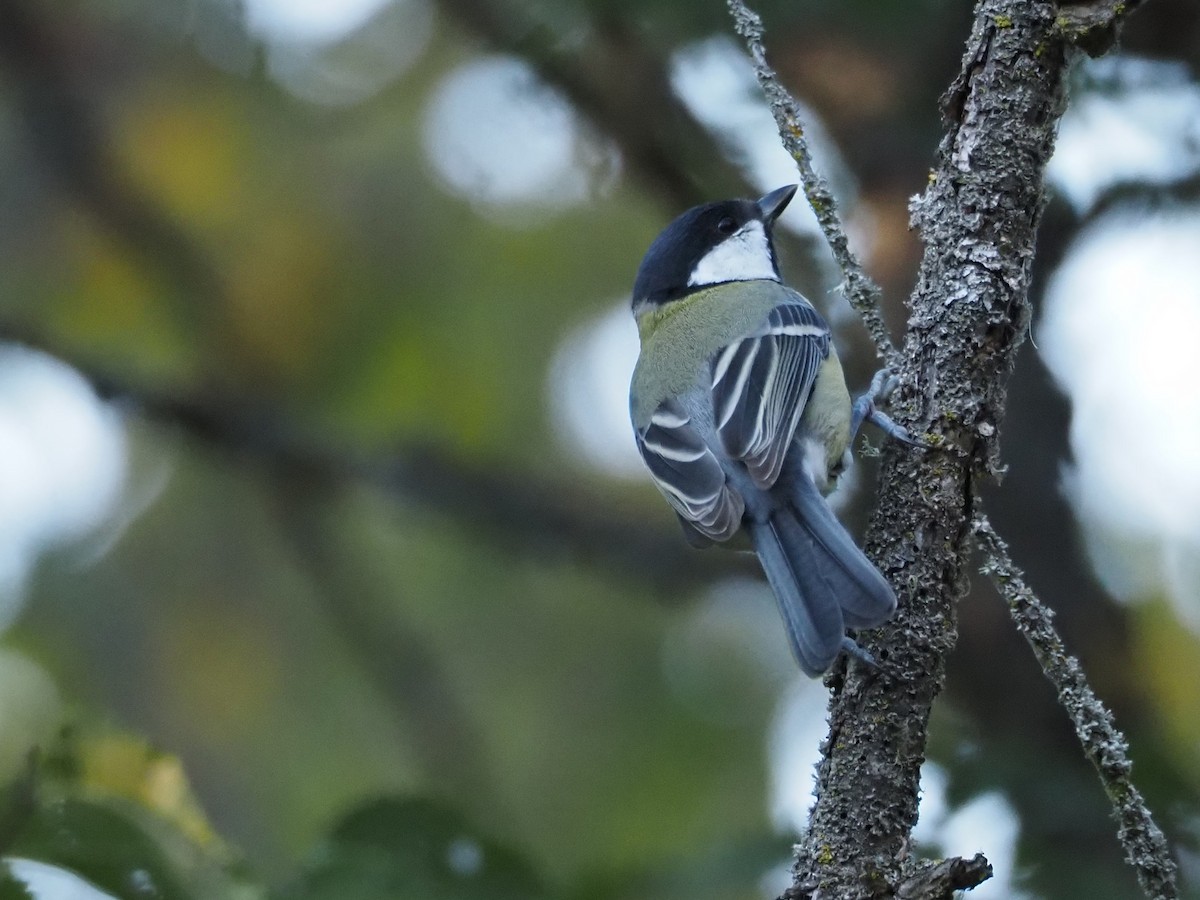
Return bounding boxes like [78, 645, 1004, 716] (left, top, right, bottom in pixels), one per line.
[731, 0, 1140, 895]
[894, 853, 992, 900]
[0, 322, 742, 599]
[726, 0, 895, 365]
[0, 1, 230, 340]
[435, 0, 747, 211]
[973, 514, 1178, 900]
[1054, 0, 1148, 56]
[269, 477, 502, 807]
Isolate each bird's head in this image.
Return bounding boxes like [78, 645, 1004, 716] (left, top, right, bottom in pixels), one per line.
[631, 184, 797, 319]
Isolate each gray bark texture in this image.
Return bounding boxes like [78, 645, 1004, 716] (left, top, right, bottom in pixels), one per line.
[796, 6, 1069, 890]
[723, 0, 1177, 898]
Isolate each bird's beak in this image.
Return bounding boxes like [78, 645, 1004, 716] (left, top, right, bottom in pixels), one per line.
[757, 184, 798, 224]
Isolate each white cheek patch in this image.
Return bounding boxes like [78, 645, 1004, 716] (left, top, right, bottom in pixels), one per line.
[687, 220, 778, 287]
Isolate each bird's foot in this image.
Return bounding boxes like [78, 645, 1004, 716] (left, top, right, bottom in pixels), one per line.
[851, 368, 930, 448]
[840, 636, 879, 671]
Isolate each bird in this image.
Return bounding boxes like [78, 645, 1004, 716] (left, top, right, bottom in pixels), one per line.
[628, 184, 900, 676]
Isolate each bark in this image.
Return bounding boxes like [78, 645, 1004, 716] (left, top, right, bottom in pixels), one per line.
[795, 5, 1069, 885]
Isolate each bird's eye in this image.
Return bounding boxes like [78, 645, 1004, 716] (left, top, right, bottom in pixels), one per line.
[716, 216, 737, 234]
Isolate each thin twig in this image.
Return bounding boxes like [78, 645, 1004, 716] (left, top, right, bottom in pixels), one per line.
[726, 0, 895, 365]
[973, 513, 1179, 900]
[1054, 0, 1147, 56]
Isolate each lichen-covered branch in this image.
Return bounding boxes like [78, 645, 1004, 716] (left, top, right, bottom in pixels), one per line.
[1054, 0, 1148, 56]
[726, 0, 895, 366]
[895, 854, 993, 900]
[973, 514, 1179, 900]
[732, 0, 1094, 896]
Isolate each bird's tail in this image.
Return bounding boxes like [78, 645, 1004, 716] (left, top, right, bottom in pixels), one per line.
[749, 475, 896, 676]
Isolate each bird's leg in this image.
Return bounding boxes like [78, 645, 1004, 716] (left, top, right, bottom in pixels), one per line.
[851, 368, 922, 446]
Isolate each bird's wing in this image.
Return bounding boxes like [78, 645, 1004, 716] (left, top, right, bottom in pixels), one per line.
[710, 299, 831, 489]
[634, 396, 744, 542]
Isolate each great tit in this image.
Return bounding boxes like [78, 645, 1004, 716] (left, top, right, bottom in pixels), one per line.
[628, 184, 897, 676]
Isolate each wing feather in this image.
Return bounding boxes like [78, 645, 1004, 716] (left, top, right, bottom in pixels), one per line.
[635, 398, 743, 541]
[711, 301, 830, 489]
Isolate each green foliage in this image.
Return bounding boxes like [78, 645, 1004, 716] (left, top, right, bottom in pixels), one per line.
[283, 797, 546, 900]
[15, 799, 201, 899]
[1, 729, 262, 900]
[0, 864, 34, 900]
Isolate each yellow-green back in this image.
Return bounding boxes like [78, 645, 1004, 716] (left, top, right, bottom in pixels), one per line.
[630, 280, 788, 427]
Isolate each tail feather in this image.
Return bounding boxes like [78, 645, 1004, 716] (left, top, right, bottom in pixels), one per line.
[750, 476, 897, 675]
[750, 515, 845, 676]
[787, 473, 897, 629]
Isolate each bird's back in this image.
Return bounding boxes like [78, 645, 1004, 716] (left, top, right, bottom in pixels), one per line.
[630, 280, 792, 428]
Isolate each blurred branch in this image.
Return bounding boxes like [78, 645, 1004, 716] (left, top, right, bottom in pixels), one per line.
[0, 752, 38, 857]
[973, 514, 1178, 900]
[434, 0, 746, 211]
[270, 478, 500, 806]
[1084, 170, 1200, 226]
[0, 0, 751, 598]
[727, 0, 895, 365]
[738, 0, 1166, 897]
[434, 0, 834, 295]
[0, 1, 228, 339]
[0, 321, 739, 599]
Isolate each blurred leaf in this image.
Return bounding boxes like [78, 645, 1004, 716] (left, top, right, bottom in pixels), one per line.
[49, 221, 200, 383]
[283, 796, 548, 900]
[70, 731, 221, 851]
[563, 833, 790, 900]
[1135, 600, 1200, 780]
[5, 728, 263, 900]
[12, 797, 194, 899]
[0, 651, 63, 790]
[0, 754, 37, 859]
[0, 862, 34, 900]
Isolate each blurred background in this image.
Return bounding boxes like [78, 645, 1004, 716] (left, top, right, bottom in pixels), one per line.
[0, 0, 1198, 898]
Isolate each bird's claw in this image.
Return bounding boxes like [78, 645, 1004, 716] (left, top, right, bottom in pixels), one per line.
[867, 368, 900, 405]
[852, 368, 933, 449]
[841, 636, 880, 671]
